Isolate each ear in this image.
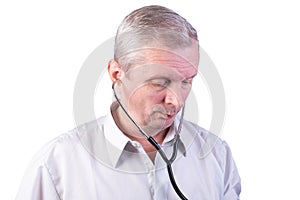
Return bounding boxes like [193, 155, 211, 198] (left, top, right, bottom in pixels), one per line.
[107, 60, 124, 82]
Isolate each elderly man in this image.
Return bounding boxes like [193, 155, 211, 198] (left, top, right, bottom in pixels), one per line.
[17, 5, 241, 200]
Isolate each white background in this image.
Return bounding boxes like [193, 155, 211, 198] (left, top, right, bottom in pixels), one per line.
[1, 0, 299, 199]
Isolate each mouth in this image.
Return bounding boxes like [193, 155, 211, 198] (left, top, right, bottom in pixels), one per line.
[150, 107, 178, 121]
[166, 113, 176, 119]
[156, 112, 176, 120]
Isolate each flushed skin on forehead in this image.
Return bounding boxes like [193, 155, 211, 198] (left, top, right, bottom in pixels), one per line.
[125, 42, 199, 77]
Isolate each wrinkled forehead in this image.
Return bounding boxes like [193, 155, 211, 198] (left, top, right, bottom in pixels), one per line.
[125, 64, 195, 83]
[125, 45, 199, 80]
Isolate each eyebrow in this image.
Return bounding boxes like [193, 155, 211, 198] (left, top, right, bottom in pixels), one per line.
[187, 73, 197, 79]
[146, 73, 197, 82]
[146, 76, 170, 82]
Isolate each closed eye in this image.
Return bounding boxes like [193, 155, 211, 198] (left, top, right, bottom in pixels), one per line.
[182, 78, 193, 84]
[150, 79, 170, 87]
[148, 78, 171, 90]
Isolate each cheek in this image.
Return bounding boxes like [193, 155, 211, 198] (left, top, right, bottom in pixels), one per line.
[127, 89, 149, 110]
[130, 86, 164, 103]
[128, 90, 164, 115]
[177, 88, 192, 106]
[183, 88, 192, 100]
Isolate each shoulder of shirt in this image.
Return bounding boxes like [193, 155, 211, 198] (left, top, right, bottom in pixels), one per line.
[29, 117, 106, 167]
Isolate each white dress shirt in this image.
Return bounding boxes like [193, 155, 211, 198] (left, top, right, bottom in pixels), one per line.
[16, 104, 241, 200]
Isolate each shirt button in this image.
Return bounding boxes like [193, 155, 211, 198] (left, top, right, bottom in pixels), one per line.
[133, 142, 141, 148]
[150, 186, 155, 195]
[146, 162, 154, 171]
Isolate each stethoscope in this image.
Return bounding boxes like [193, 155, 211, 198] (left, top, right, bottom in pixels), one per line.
[112, 81, 188, 200]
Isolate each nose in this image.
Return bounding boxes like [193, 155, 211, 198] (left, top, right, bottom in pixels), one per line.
[164, 88, 181, 107]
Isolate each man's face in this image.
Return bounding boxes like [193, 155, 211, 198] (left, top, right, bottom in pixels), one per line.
[119, 43, 199, 135]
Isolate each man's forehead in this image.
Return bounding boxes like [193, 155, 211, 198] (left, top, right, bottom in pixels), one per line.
[140, 47, 197, 64]
[126, 63, 197, 80]
[124, 46, 199, 78]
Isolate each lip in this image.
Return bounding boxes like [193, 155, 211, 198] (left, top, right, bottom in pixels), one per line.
[153, 109, 177, 120]
[153, 112, 176, 128]
[160, 113, 176, 120]
[166, 113, 175, 119]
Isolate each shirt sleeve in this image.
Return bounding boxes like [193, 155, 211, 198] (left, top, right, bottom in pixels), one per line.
[222, 141, 241, 200]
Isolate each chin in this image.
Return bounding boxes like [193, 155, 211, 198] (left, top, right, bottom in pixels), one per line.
[148, 119, 174, 133]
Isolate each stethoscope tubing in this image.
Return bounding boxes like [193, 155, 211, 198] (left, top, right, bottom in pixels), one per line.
[112, 81, 188, 200]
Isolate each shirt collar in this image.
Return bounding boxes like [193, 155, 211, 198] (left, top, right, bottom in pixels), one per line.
[161, 115, 187, 156]
[103, 102, 132, 167]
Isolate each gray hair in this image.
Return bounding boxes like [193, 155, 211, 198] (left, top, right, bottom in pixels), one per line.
[114, 5, 198, 70]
